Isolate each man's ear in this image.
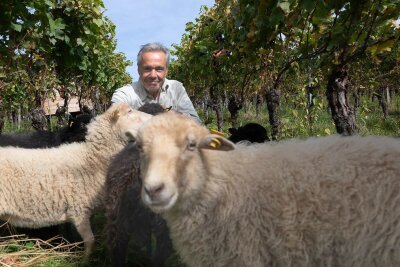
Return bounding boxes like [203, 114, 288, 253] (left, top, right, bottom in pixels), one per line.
[198, 134, 235, 151]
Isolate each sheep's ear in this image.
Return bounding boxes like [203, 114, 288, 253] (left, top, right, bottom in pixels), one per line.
[110, 109, 120, 122]
[198, 134, 235, 151]
[125, 130, 136, 141]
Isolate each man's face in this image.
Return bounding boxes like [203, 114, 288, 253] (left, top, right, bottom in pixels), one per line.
[138, 51, 168, 97]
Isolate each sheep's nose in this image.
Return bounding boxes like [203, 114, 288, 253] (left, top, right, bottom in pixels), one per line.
[144, 183, 165, 200]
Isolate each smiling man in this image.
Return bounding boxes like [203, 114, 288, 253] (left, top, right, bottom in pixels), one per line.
[111, 42, 201, 124]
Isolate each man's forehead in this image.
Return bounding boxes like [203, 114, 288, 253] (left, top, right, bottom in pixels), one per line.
[143, 51, 166, 59]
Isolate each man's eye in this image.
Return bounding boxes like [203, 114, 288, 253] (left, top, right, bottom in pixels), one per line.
[143, 67, 165, 72]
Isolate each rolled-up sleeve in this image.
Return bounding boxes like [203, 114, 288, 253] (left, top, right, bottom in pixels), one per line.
[111, 86, 130, 104]
[111, 85, 142, 109]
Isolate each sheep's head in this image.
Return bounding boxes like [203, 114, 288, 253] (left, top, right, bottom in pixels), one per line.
[97, 103, 152, 142]
[132, 112, 235, 213]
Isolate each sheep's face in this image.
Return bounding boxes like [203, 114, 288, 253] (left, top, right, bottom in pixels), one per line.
[135, 112, 235, 213]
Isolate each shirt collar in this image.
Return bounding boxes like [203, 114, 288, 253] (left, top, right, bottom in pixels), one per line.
[160, 78, 170, 92]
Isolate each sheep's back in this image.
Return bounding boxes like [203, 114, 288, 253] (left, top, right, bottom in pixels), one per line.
[0, 144, 106, 227]
[172, 135, 400, 266]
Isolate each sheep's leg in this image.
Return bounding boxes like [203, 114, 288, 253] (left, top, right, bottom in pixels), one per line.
[111, 230, 131, 267]
[106, 212, 131, 267]
[72, 216, 94, 258]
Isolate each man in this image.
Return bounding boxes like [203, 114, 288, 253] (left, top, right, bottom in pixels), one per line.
[111, 42, 201, 123]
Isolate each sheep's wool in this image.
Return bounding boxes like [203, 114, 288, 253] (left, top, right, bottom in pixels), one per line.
[0, 103, 151, 257]
[136, 112, 400, 267]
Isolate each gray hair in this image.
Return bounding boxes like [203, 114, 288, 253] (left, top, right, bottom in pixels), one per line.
[137, 42, 171, 68]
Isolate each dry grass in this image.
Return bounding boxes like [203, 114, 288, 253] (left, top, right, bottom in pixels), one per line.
[0, 223, 83, 267]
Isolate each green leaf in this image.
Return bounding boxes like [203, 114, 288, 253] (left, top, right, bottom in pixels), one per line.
[269, 7, 285, 25]
[77, 38, 85, 46]
[375, 39, 395, 53]
[46, 13, 56, 33]
[11, 23, 22, 32]
[64, 35, 70, 44]
[54, 18, 66, 30]
[277, 1, 291, 14]
[44, 0, 54, 8]
[93, 18, 103, 27]
[301, 0, 315, 11]
[84, 26, 91, 35]
[93, 7, 101, 15]
[185, 22, 195, 31]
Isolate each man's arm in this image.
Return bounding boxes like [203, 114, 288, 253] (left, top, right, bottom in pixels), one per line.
[176, 93, 202, 124]
[111, 85, 130, 104]
[111, 84, 140, 109]
[173, 83, 201, 124]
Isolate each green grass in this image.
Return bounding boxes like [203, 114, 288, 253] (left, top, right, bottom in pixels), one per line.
[2, 115, 62, 134]
[200, 93, 400, 139]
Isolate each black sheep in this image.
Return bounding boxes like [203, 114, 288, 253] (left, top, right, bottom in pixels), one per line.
[0, 112, 92, 148]
[228, 122, 270, 143]
[104, 102, 174, 267]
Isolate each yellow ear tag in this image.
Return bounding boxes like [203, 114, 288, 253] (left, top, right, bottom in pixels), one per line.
[209, 138, 221, 149]
[210, 129, 225, 137]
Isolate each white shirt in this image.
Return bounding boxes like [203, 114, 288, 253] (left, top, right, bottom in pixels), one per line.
[111, 78, 201, 123]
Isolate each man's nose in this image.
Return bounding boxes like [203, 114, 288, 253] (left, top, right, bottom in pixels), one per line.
[149, 69, 157, 77]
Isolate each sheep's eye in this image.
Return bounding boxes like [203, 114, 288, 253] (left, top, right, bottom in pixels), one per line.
[187, 139, 197, 151]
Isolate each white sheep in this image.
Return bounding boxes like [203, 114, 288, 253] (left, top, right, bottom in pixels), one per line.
[0, 103, 151, 257]
[132, 112, 400, 267]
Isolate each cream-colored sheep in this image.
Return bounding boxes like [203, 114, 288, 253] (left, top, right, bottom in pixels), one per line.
[0, 103, 151, 257]
[133, 112, 400, 267]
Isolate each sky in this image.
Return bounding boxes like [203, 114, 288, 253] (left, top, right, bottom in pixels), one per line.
[102, 0, 215, 81]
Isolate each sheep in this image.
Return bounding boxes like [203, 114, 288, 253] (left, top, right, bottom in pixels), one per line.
[228, 122, 270, 143]
[104, 102, 173, 267]
[104, 142, 173, 267]
[132, 111, 400, 267]
[0, 103, 152, 257]
[0, 112, 92, 148]
[0, 112, 92, 246]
